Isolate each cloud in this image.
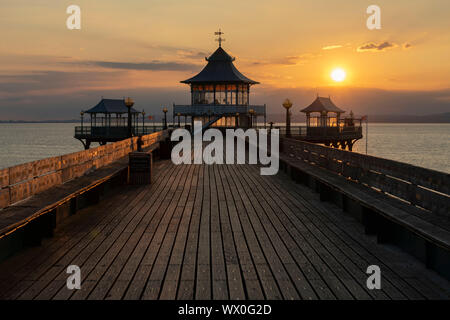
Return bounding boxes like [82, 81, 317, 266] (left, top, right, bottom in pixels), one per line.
[177, 50, 208, 60]
[83, 60, 199, 71]
[322, 45, 343, 50]
[252, 53, 318, 66]
[1, 80, 450, 120]
[403, 43, 412, 49]
[357, 41, 396, 52]
[251, 86, 450, 117]
[0, 71, 122, 95]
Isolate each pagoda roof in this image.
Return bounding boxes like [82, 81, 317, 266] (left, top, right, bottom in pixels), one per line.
[85, 99, 140, 114]
[181, 47, 259, 85]
[300, 96, 345, 114]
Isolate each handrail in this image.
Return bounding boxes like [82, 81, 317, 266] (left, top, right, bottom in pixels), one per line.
[281, 138, 450, 216]
[0, 130, 168, 209]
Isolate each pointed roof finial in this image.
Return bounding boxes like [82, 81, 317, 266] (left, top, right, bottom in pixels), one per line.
[215, 28, 225, 47]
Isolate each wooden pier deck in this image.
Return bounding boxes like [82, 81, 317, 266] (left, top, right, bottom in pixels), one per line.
[0, 160, 449, 300]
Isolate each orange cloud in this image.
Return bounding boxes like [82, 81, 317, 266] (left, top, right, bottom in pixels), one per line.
[322, 45, 343, 50]
[357, 41, 397, 52]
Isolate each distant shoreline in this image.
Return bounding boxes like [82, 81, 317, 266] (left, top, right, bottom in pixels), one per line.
[1, 112, 449, 124]
[2, 119, 450, 124]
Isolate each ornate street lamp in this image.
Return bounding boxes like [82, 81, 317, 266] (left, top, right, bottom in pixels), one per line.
[162, 107, 168, 129]
[177, 112, 181, 127]
[249, 109, 255, 128]
[124, 97, 134, 137]
[80, 111, 84, 133]
[142, 110, 145, 135]
[282, 99, 293, 137]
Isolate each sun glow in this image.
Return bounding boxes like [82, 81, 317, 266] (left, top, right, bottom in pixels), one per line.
[331, 68, 346, 82]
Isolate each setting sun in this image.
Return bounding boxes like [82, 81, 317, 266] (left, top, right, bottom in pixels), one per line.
[331, 68, 346, 82]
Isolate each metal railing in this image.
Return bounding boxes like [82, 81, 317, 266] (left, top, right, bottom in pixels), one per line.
[75, 126, 164, 138]
[281, 138, 449, 216]
[173, 104, 266, 116]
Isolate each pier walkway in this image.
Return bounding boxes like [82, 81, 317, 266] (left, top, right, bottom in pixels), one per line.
[0, 159, 449, 300]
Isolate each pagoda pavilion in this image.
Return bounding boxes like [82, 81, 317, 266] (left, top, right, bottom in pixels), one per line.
[300, 96, 363, 150]
[74, 98, 147, 149]
[173, 30, 266, 130]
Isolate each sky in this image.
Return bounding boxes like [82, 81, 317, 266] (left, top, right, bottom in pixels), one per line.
[0, 0, 449, 120]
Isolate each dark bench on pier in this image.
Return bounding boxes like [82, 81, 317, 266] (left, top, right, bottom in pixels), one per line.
[0, 131, 171, 262]
[279, 138, 450, 280]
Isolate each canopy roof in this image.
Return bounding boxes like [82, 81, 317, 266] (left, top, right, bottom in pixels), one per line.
[181, 47, 259, 85]
[85, 99, 140, 114]
[300, 96, 345, 114]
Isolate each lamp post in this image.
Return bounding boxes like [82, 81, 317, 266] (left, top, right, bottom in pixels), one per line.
[142, 110, 145, 135]
[163, 107, 168, 129]
[124, 97, 134, 137]
[249, 109, 255, 128]
[177, 112, 181, 127]
[80, 111, 84, 133]
[282, 99, 293, 137]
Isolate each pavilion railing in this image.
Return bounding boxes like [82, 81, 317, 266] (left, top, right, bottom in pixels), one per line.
[75, 126, 164, 138]
[173, 104, 266, 116]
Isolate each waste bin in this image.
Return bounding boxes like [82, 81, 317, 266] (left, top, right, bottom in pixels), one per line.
[128, 152, 152, 185]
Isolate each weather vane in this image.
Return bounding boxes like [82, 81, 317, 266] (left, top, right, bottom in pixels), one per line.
[215, 29, 225, 47]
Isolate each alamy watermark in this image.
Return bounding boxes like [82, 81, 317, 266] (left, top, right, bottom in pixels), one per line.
[66, 264, 81, 290]
[366, 5, 381, 30]
[65, 5, 380, 31]
[366, 265, 381, 290]
[66, 5, 81, 30]
[171, 121, 279, 175]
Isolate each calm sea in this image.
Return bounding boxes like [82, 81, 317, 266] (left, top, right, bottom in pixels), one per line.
[0, 123, 449, 173]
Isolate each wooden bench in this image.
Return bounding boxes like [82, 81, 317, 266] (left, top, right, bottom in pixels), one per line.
[279, 152, 450, 281]
[0, 158, 131, 262]
[0, 132, 168, 262]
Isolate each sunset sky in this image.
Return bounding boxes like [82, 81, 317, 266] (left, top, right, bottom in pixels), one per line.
[0, 0, 449, 120]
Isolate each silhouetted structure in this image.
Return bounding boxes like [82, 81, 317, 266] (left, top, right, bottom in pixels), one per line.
[300, 96, 362, 150]
[74, 98, 152, 149]
[174, 30, 266, 130]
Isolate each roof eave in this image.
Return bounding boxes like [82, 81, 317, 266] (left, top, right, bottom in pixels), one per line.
[180, 79, 259, 85]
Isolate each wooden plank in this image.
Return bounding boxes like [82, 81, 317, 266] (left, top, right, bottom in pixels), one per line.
[118, 163, 190, 299]
[0, 168, 9, 188]
[223, 164, 283, 300]
[282, 138, 450, 199]
[266, 163, 450, 299]
[47, 163, 176, 300]
[245, 164, 392, 299]
[32, 172, 63, 195]
[160, 166, 199, 300]
[81, 163, 189, 300]
[9, 162, 34, 185]
[236, 164, 379, 299]
[9, 180, 33, 204]
[33, 156, 62, 177]
[140, 165, 194, 300]
[2, 139, 450, 301]
[215, 165, 247, 300]
[17, 185, 152, 300]
[6, 185, 140, 299]
[190, 165, 210, 300]
[210, 165, 228, 300]
[176, 164, 204, 300]
[0, 188, 10, 209]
